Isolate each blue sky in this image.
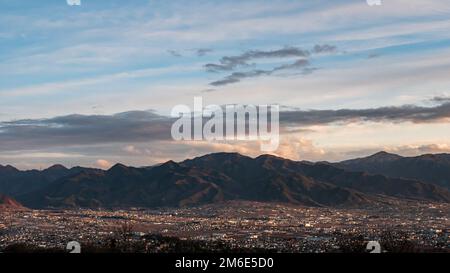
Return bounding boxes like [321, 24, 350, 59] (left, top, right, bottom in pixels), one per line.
[1, 0, 450, 169]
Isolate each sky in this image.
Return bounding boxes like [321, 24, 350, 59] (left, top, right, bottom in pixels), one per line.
[1, 0, 450, 169]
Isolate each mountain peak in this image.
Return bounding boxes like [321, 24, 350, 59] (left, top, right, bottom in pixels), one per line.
[202, 152, 242, 158]
[367, 151, 402, 161]
[159, 160, 181, 170]
[107, 163, 129, 173]
[106, 163, 130, 175]
[183, 153, 254, 168]
[195, 152, 252, 162]
[163, 160, 178, 166]
[256, 154, 286, 161]
[45, 164, 68, 172]
[0, 165, 19, 172]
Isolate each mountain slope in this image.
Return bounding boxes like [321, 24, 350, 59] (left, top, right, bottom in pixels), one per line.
[0, 194, 26, 210]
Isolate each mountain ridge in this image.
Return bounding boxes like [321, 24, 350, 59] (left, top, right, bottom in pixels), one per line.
[337, 151, 450, 189]
[0, 152, 446, 209]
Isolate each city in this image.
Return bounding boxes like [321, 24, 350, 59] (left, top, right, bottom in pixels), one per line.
[1, 201, 448, 253]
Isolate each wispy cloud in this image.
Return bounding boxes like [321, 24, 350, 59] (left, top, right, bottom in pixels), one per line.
[205, 46, 312, 72]
[210, 62, 313, 86]
[195, 48, 213, 57]
[210, 70, 271, 86]
[206, 45, 335, 86]
[168, 50, 182, 57]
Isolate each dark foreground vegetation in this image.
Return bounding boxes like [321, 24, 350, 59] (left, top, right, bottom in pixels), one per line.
[2, 230, 448, 253]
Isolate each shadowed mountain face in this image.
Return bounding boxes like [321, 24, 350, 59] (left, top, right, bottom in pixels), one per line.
[0, 152, 446, 209]
[337, 152, 450, 189]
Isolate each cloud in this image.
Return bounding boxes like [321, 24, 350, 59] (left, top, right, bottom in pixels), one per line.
[0, 111, 174, 152]
[95, 159, 113, 169]
[1, 98, 450, 153]
[272, 59, 311, 71]
[122, 145, 152, 155]
[209, 61, 312, 86]
[312, 44, 337, 54]
[387, 143, 450, 156]
[168, 50, 182, 57]
[280, 99, 450, 126]
[205, 46, 311, 72]
[206, 45, 335, 86]
[430, 96, 450, 103]
[195, 48, 213, 57]
[160, 136, 329, 162]
[272, 136, 326, 161]
[210, 70, 271, 86]
[368, 53, 381, 59]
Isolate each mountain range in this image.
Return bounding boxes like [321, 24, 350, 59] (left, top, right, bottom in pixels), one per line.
[0, 152, 449, 209]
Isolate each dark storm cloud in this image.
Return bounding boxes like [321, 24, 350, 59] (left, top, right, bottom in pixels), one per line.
[1, 99, 450, 152]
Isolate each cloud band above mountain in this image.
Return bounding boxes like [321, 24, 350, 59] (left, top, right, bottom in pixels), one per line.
[1, 98, 450, 152]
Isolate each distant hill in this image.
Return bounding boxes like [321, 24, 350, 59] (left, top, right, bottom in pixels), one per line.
[337, 152, 450, 189]
[6, 152, 449, 209]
